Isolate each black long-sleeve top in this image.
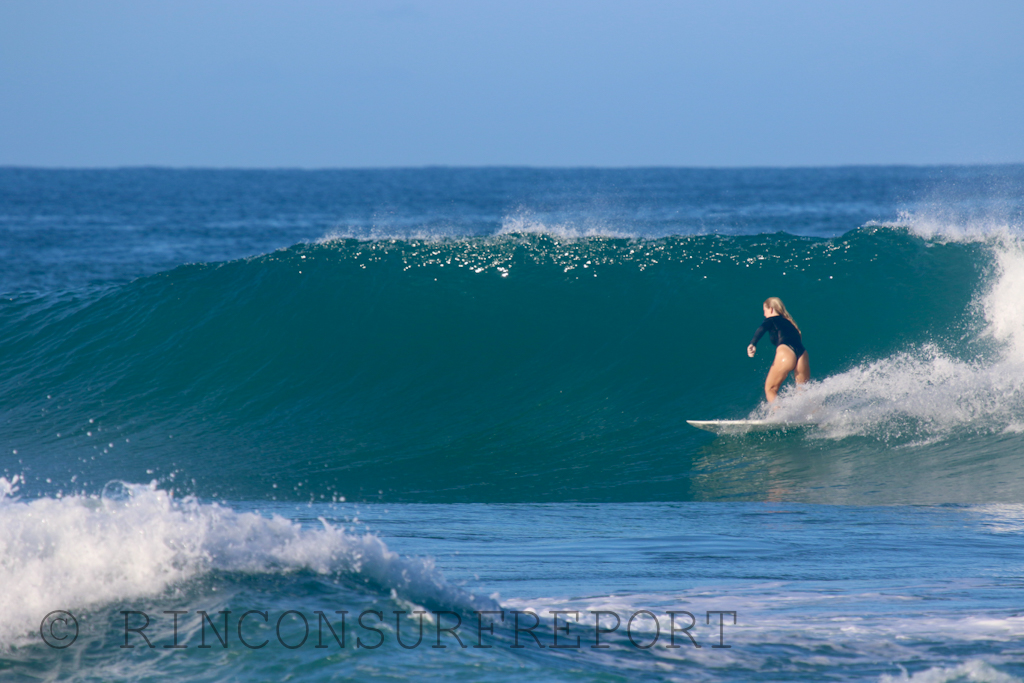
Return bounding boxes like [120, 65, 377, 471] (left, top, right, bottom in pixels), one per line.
[750, 316, 805, 357]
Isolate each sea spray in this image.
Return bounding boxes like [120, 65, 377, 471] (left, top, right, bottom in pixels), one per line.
[765, 228, 1024, 440]
[0, 478, 496, 647]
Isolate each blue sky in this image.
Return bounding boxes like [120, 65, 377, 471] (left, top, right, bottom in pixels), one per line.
[1, 0, 1021, 167]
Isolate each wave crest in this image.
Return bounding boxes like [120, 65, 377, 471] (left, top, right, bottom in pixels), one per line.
[0, 480, 496, 646]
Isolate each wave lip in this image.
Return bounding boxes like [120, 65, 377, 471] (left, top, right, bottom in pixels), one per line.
[497, 213, 641, 240]
[0, 479, 496, 647]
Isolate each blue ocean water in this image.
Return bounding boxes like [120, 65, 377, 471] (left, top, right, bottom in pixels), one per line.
[2, 166, 1024, 681]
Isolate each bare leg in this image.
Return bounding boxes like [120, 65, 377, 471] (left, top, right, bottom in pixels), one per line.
[764, 345, 797, 402]
[795, 351, 810, 384]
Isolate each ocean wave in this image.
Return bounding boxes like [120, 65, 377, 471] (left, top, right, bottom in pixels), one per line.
[0, 478, 497, 647]
[2, 226, 1023, 502]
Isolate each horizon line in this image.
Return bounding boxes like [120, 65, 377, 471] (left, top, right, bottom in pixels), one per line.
[3, 162, 1023, 172]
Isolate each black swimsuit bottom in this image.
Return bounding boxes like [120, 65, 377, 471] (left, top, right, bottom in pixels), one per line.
[750, 317, 806, 361]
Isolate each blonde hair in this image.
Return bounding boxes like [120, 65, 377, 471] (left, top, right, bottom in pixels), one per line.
[764, 297, 801, 334]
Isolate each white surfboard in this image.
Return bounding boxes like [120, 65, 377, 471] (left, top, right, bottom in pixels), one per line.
[687, 419, 816, 434]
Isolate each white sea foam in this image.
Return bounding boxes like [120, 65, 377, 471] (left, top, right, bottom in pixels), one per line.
[505, 586, 1024, 642]
[503, 588, 1023, 680]
[315, 213, 640, 244]
[497, 214, 639, 240]
[0, 479, 496, 647]
[763, 227, 1024, 438]
[868, 208, 1023, 244]
[316, 226, 467, 243]
[879, 660, 1021, 683]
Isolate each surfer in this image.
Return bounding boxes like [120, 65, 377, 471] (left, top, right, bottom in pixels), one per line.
[747, 297, 810, 402]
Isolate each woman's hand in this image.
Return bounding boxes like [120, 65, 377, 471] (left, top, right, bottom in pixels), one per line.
[747, 344, 756, 357]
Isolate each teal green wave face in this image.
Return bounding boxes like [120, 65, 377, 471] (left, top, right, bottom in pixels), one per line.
[1, 227, 1017, 504]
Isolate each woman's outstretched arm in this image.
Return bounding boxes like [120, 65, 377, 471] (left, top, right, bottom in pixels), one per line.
[748, 321, 768, 357]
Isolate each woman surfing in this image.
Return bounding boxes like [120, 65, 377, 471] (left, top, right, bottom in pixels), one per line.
[747, 297, 810, 402]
